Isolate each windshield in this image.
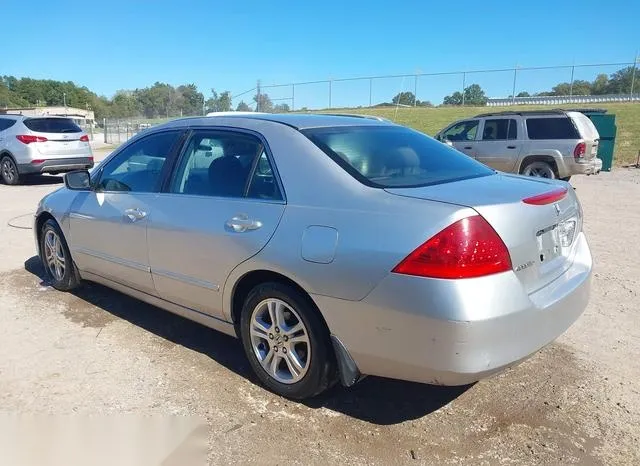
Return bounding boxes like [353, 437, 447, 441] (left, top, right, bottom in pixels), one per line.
[302, 126, 494, 188]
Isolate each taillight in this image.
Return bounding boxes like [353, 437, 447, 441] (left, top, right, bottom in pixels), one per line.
[392, 215, 512, 279]
[574, 142, 586, 159]
[80, 135, 89, 142]
[30, 159, 45, 164]
[522, 187, 568, 205]
[16, 135, 47, 144]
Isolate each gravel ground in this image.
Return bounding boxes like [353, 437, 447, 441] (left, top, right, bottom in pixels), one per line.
[0, 168, 638, 465]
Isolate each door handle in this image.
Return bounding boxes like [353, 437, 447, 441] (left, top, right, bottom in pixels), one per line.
[463, 146, 473, 150]
[226, 214, 262, 233]
[507, 145, 517, 149]
[124, 208, 147, 222]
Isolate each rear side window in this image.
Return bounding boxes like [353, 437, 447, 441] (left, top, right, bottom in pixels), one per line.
[525, 117, 579, 140]
[482, 119, 517, 140]
[23, 118, 82, 134]
[303, 126, 494, 188]
[0, 119, 17, 131]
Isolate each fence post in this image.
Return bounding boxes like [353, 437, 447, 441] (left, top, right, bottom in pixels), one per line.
[116, 120, 120, 145]
[413, 75, 418, 106]
[103, 118, 107, 144]
[511, 67, 518, 105]
[569, 65, 575, 96]
[292, 84, 295, 111]
[630, 54, 638, 101]
[328, 80, 332, 109]
[369, 78, 373, 107]
[461, 72, 466, 106]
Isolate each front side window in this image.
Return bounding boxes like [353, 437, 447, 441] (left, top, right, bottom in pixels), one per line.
[170, 131, 281, 200]
[526, 117, 580, 140]
[96, 131, 181, 192]
[442, 120, 479, 141]
[303, 126, 494, 188]
[482, 119, 518, 140]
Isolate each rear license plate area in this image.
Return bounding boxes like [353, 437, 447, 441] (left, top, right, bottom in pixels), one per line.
[536, 225, 560, 263]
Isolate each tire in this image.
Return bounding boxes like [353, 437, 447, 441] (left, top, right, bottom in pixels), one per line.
[521, 160, 557, 179]
[1, 155, 20, 185]
[240, 282, 336, 399]
[39, 219, 81, 291]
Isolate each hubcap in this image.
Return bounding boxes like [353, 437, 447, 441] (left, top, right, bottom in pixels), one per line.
[2, 159, 16, 182]
[249, 298, 311, 384]
[43, 229, 65, 281]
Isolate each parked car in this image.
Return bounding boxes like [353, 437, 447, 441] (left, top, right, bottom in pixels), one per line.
[0, 115, 94, 185]
[35, 114, 592, 399]
[435, 110, 602, 181]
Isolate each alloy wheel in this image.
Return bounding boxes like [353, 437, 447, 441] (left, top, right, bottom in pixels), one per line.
[249, 298, 311, 384]
[43, 229, 65, 281]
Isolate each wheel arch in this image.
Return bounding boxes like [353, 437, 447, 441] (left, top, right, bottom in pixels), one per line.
[518, 154, 559, 177]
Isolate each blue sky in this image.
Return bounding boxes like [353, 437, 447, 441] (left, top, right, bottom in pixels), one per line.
[2, 0, 638, 109]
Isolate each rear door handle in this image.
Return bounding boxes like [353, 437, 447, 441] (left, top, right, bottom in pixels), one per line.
[124, 208, 147, 222]
[507, 145, 517, 149]
[226, 214, 262, 233]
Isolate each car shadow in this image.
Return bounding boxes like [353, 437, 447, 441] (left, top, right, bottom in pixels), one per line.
[24, 256, 470, 425]
[22, 175, 63, 186]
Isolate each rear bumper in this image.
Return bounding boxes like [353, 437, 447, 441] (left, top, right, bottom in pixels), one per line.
[314, 232, 592, 386]
[18, 157, 94, 174]
[561, 157, 602, 177]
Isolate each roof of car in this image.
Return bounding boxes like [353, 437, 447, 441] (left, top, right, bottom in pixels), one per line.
[168, 113, 394, 130]
[473, 109, 570, 118]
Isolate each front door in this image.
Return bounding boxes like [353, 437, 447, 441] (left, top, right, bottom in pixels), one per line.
[146, 129, 285, 320]
[68, 130, 184, 295]
[440, 119, 480, 159]
[475, 118, 521, 172]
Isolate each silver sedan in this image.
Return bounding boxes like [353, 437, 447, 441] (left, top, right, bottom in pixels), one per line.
[34, 114, 592, 399]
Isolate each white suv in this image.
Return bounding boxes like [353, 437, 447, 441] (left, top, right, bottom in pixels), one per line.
[435, 110, 603, 181]
[0, 115, 94, 185]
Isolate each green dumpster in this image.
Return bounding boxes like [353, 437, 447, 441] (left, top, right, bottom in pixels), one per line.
[571, 109, 617, 171]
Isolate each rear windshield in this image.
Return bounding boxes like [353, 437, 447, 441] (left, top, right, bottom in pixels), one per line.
[525, 117, 580, 140]
[23, 118, 82, 134]
[302, 126, 494, 188]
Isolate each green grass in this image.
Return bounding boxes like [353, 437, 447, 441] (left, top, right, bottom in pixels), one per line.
[322, 103, 640, 166]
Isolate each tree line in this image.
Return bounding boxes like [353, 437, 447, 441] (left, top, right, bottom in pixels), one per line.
[1, 66, 636, 117]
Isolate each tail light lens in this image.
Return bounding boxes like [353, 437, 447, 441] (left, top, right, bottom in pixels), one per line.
[16, 135, 47, 144]
[574, 142, 586, 159]
[522, 187, 568, 205]
[80, 135, 90, 142]
[392, 215, 512, 279]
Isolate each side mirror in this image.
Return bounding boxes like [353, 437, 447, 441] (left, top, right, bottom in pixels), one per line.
[64, 170, 91, 191]
[444, 139, 454, 147]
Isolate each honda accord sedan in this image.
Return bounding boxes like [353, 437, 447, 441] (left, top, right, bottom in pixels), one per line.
[34, 114, 592, 399]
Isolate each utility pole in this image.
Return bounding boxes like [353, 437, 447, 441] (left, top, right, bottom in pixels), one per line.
[511, 66, 518, 106]
[256, 80, 261, 112]
[63, 92, 67, 115]
[461, 72, 466, 106]
[630, 53, 639, 101]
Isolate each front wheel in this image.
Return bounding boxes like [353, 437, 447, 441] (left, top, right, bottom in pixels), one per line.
[521, 161, 557, 179]
[240, 282, 336, 399]
[39, 219, 80, 291]
[1, 155, 20, 185]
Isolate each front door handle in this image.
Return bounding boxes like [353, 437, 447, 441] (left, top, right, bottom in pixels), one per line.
[507, 145, 517, 149]
[463, 146, 473, 150]
[226, 214, 262, 233]
[124, 208, 147, 222]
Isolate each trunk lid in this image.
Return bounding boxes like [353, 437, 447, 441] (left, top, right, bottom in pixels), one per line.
[23, 117, 92, 158]
[386, 173, 582, 294]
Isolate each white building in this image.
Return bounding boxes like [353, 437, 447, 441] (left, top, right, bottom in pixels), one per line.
[0, 106, 95, 127]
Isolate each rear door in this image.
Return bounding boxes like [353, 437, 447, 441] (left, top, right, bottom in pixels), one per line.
[23, 118, 90, 159]
[146, 128, 285, 320]
[440, 120, 479, 159]
[475, 118, 521, 172]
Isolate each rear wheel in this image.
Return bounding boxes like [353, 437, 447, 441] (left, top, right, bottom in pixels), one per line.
[1, 155, 20, 185]
[39, 219, 80, 291]
[521, 161, 557, 179]
[240, 282, 336, 399]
